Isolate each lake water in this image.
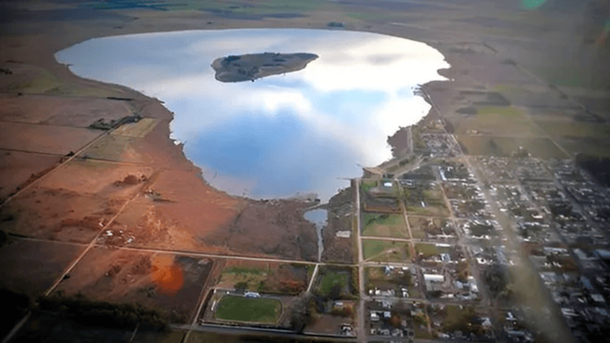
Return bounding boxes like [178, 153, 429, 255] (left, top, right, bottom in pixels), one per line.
[56, 29, 448, 200]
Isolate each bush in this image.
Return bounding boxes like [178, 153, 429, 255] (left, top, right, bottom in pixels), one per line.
[330, 305, 353, 318]
[37, 294, 168, 330]
[350, 267, 359, 296]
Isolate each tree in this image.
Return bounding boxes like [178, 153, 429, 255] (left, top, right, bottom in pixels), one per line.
[390, 314, 402, 328]
[328, 283, 342, 300]
[290, 294, 315, 333]
[234, 281, 248, 292]
[483, 264, 511, 299]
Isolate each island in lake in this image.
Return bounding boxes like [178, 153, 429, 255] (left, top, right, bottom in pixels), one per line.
[211, 52, 318, 82]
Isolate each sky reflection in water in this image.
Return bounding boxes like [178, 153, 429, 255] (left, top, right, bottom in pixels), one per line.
[56, 29, 448, 200]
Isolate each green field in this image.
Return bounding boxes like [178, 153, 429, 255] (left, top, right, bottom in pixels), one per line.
[404, 201, 449, 217]
[362, 213, 409, 238]
[414, 243, 457, 259]
[457, 135, 568, 159]
[414, 243, 440, 257]
[318, 270, 349, 296]
[361, 179, 378, 193]
[363, 239, 411, 262]
[215, 295, 281, 323]
[403, 183, 449, 217]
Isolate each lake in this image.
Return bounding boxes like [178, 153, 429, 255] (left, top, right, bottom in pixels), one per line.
[56, 29, 448, 200]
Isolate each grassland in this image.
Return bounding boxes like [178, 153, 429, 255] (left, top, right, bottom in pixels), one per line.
[2, 63, 122, 97]
[360, 179, 378, 193]
[217, 263, 308, 295]
[414, 243, 459, 260]
[407, 217, 448, 239]
[414, 243, 440, 257]
[362, 213, 409, 238]
[403, 183, 450, 217]
[111, 118, 158, 138]
[215, 295, 281, 323]
[457, 135, 568, 159]
[362, 239, 411, 263]
[318, 270, 349, 296]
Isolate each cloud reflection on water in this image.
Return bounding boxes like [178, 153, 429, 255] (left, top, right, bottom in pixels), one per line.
[56, 29, 448, 200]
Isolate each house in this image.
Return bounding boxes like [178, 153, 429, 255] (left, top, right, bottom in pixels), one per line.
[370, 311, 380, 322]
[363, 167, 384, 179]
[424, 274, 444, 292]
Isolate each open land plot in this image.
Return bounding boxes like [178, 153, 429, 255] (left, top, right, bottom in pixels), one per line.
[559, 137, 610, 158]
[215, 295, 281, 324]
[493, 84, 577, 109]
[363, 193, 401, 213]
[0, 186, 124, 243]
[0, 62, 124, 98]
[360, 179, 379, 193]
[216, 260, 309, 295]
[0, 238, 85, 297]
[81, 134, 150, 163]
[0, 150, 61, 201]
[111, 118, 159, 138]
[313, 266, 357, 299]
[0, 159, 150, 242]
[107, 169, 316, 261]
[363, 239, 411, 263]
[305, 310, 356, 336]
[403, 182, 449, 217]
[0, 94, 132, 127]
[362, 212, 409, 238]
[322, 214, 355, 263]
[414, 243, 463, 261]
[531, 119, 610, 142]
[457, 135, 568, 159]
[203, 198, 318, 261]
[323, 186, 355, 263]
[0, 121, 101, 155]
[53, 247, 213, 323]
[316, 269, 350, 297]
[408, 216, 455, 240]
[450, 106, 543, 137]
[427, 304, 489, 338]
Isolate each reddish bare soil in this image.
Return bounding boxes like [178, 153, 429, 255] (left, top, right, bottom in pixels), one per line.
[0, 150, 61, 202]
[54, 247, 213, 323]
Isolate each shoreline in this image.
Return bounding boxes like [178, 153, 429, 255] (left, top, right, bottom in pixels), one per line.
[52, 27, 446, 203]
